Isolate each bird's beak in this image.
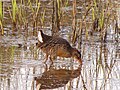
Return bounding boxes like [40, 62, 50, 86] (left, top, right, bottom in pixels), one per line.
[78, 59, 82, 65]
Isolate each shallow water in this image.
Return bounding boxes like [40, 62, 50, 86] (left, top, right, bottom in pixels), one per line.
[0, 34, 120, 90]
[0, 0, 120, 90]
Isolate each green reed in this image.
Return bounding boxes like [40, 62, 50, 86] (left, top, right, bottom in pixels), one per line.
[17, 0, 24, 25]
[17, 0, 30, 36]
[41, 9, 46, 27]
[12, 0, 18, 32]
[92, 7, 95, 21]
[92, 0, 99, 31]
[91, 1, 108, 42]
[0, 1, 4, 35]
[65, 0, 68, 7]
[28, 0, 41, 35]
[12, 0, 18, 23]
[28, 0, 34, 12]
[57, 0, 61, 19]
[28, 0, 41, 19]
[0, 1, 3, 22]
[99, 10, 104, 30]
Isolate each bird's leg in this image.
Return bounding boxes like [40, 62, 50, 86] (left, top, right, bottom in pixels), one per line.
[44, 63, 49, 71]
[44, 54, 48, 63]
[49, 56, 53, 65]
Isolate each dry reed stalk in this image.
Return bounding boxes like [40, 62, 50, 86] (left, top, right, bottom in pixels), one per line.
[52, 0, 60, 36]
[72, 0, 77, 45]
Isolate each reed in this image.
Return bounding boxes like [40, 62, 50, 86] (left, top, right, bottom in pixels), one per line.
[28, 0, 41, 35]
[65, 0, 68, 7]
[17, 0, 24, 26]
[36, 2, 41, 18]
[0, 20, 4, 35]
[72, 0, 77, 45]
[0, 1, 4, 35]
[92, 0, 99, 32]
[100, 10, 105, 41]
[52, 0, 60, 35]
[56, 0, 60, 31]
[92, 7, 95, 21]
[17, 0, 30, 36]
[0, 1, 3, 22]
[57, 0, 61, 19]
[12, 0, 18, 23]
[78, 20, 82, 49]
[41, 9, 46, 27]
[99, 10, 104, 30]
[52, 0, 55, 34]
[12, 0, 18, 32]
[28, 0, 34, 12]
[115, 20, 119, 41]
[91, 1, 106, 42]
[0, 47, 3, 62]
[34, 1, 41, 35]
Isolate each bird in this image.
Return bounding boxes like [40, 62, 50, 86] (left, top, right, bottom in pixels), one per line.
[37, 30, 82, 65]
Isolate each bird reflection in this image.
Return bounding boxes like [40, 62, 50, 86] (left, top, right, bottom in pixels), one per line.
[34, 64, 82, 90]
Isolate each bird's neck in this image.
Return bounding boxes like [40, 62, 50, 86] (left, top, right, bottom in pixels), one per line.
[42, 34, 52, 42]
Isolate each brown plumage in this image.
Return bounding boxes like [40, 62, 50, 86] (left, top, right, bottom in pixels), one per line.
[37, 30, 82, 65]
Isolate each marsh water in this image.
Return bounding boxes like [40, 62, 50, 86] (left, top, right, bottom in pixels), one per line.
[0, 0, 120, 90]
